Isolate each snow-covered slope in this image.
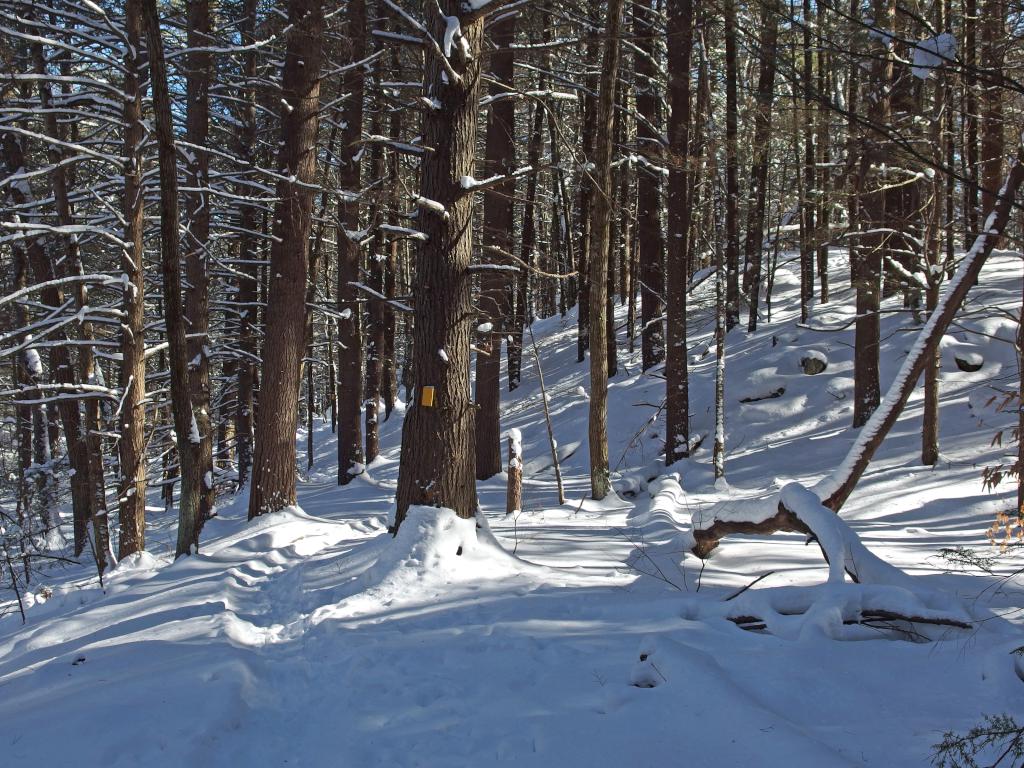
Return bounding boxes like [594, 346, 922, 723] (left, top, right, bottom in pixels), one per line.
[2, 250, 1022, 767]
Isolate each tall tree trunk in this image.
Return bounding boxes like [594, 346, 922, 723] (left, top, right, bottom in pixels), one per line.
[184, 0, 215, 528]
[664, 0, 693, 465]
[922, 1, 949, 467]
[381, 101, 401, 422]
[394, 4, 484, 529]
[606, 106, 623, 379]
[30, 27, 109, 571]
[587, 0, 625, 499]
[337, 0, 366, 485]
[799, 0, 815, 323]
[979, 0, 1005, 216]
[516, 93, 545, 384]
[247, 0, 324, 518]
[816, 24, 831, 304]
[577, 3, 600, 363]
[743, 0, 780, 333]
[963, 0, 979, 245]
[365, 105, 386, 465]
[852, 0, 894, 429]
[118, 0, 148, 557]
[713, 204, 726, 480]
[475, 12, 516, 480]
[235, 0, 259, 490]
[723, 0, 740, 330]
[634, 0, 666, 369]
[306, 131, 335, 471]
[1, 132, 94, 554]
[139, 0, 203, 555]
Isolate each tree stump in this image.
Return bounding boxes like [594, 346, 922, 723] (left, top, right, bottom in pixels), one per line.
[506, 430, 523, 516]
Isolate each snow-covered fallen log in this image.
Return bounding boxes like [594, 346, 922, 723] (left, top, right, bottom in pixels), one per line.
[688, 485, 974, 639]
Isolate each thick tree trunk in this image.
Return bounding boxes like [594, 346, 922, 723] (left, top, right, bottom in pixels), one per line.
[247, 0, 323, 518]
[394, 4, 484, 529]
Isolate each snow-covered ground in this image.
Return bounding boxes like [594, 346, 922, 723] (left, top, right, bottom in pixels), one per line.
[2, 250, 1023, 767]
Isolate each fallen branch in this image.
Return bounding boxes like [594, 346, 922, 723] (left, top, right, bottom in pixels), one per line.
[728, 609, 971, 633]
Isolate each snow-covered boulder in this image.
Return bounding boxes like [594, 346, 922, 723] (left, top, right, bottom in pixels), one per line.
[800, 349, 828, 375]
[954, 351, 983, 372]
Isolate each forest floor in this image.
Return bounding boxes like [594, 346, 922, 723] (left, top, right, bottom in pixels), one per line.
[2, 250, 1024, 767]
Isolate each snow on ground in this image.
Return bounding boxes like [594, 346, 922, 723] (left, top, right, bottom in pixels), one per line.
[2, 250, 1023, 767]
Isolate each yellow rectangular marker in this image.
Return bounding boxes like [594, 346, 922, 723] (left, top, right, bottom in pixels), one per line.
[420, 386, 436, 407]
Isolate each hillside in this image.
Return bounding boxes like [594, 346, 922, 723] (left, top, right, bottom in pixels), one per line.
[2, 250, 1022, 767]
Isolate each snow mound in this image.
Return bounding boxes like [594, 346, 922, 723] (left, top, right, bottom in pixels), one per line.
[353, 507, 534, 603]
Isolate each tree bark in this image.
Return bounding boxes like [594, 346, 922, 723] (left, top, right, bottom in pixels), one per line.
[634, 0, 666, 369]
[979, 0, 1005, 216]
[184, 0, 215, 527]
[139, 0, 203, 555]
[515, 91, 545, 387]
[247, 0, 324, 518]
[799, 0, 816, 323]
[235, 0, 259, 490]
[394, 3, 484, 529]
[337, 0, 366, 485]
[586, 0, 625, 499]
[365, 104, 385, 465]
[852, 0, 894, 429]
[118, 0, 147, 557]
[743, 0, 780, 333]
[30, 24, 109, 571]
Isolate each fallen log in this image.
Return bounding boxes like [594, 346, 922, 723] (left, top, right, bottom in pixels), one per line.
[727, 610, 971, 633]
